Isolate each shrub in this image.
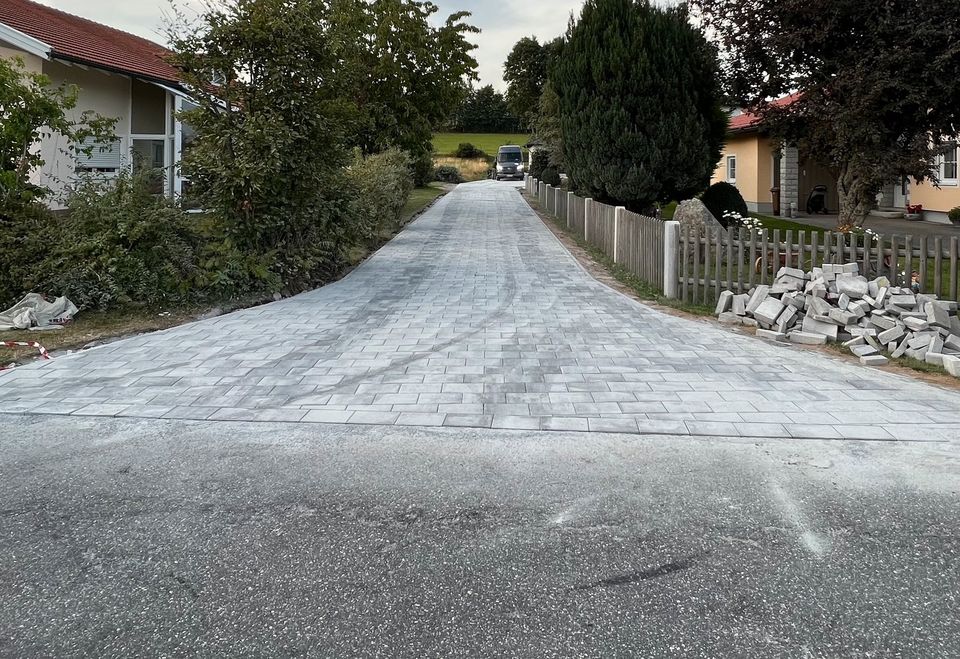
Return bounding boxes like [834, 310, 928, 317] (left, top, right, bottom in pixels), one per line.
[949, 207, 960, 223]
[23, 170, 203, 310]
[540, 166, 561, 186]
[348, 148, 415, 240]
[529, 148, 551, 179]
[700, 181, 749, 228]
[433, 165, 465, 184]
[454, 143, 486, 159]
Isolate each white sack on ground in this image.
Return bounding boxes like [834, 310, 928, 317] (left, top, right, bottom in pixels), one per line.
[0, 294, 78, 331]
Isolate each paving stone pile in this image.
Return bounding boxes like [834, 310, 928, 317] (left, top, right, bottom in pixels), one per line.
[716, 263, 960, 376]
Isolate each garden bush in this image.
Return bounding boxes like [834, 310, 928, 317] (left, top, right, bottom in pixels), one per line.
[529, 148, 551, 179]
[949, 207, 960, 224]
[454, 143, 486, 159]
[433, 165, 465, 184]
[348, 148, 415, 240]
[21, 170, 204, 310]
[540, 166, 561, 186]
[700, 181, 749, 228]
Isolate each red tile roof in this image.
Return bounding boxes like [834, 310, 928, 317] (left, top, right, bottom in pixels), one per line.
[0, 0, 181, 85]
[728, 93, 801, 133]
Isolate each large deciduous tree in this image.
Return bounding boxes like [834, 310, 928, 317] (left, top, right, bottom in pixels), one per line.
[691, 0, 960, 228]
[503, 37, 557, 130]
[447, 85, 522, 133]
[551, 0, 726, 211]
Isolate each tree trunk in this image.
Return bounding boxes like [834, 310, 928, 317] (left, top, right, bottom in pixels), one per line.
[836, 163, 875, 229]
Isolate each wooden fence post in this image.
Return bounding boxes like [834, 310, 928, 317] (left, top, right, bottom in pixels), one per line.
[584, 198, 594, 243]
[567, 192, 575, 228]
[614, 206, 625, 264]
[663, 221, 680, 299]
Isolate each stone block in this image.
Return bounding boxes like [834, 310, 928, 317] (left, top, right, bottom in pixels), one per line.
[930, 335, 945, 355]
[770, 284, 796, 296]
[776, 306, 799, 333]
[754, 297, 786, 325]
[789, 331, 828, 345]
[843, 336, 866, 348]
[829, 308, 859, 326]
[802, 315, 838, 341]
[718, 312, 743, 325]
[742, 317, 759, 327]
[926, 352, 946, 367]
[836, 275, 869, 299]
[874, 288, 889, 308]
[860, 355, 889, 367]
[909, 333, 935, 350]
[904, 317, 930, 332]
[715, 291, 734, 315]
[905, 347, 929, 360]
[732, 294, 749, 316]
[849, 327, 878, 337]
[746, 286, 770, 314]
[943, 355, 960, 378]
[877, 326, 906, 345]
[842, 263, 860, 274]
[757, 329, 788, 342]
[870, 315, 897, 331]
[851, 345, 879, 357]
[838, 293, 851, 310]
[778, 266, 806, 280]
[806, 296, 832, 317]
[926, 301, 952, 329]
[945, 334, 960, 351]
[889, 294, 917, 308]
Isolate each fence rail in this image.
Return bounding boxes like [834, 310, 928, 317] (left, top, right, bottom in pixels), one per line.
[678, 226, 960, 306]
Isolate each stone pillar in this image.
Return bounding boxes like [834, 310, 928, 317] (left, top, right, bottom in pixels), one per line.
[663, 221, 681, 299]
[614, 206, 626, 264]
[780, 145, 800, 216]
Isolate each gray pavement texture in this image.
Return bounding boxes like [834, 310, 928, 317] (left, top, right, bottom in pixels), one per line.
[1, 415, 959, 657]
[2, 180, 960, 441]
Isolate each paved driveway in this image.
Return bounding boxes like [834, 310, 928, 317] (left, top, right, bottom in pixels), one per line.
[2, 181, 960, 440]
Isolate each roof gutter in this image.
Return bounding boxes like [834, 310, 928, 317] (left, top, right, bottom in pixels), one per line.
[50, 51, 185, 91]
[0, 22, 51, 60]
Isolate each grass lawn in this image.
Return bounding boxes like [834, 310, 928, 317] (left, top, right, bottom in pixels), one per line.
[750, 213, 828, 235]
[401, 184, 446, 223]
[432, 133, 531, 157]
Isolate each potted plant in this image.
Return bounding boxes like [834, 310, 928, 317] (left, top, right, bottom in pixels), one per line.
[949, 207, 960, 225]
[905, 203, 923, 221]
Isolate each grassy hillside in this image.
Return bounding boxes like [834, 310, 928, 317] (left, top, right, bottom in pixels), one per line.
[432, 133, 531, 157]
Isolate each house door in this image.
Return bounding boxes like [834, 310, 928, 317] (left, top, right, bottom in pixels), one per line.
[893, 177, 909, 208]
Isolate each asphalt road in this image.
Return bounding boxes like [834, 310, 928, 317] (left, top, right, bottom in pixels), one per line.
[2, 414, 958, 657]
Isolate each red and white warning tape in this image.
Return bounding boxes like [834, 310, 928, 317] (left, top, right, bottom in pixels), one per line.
[0, 341, 51, 371]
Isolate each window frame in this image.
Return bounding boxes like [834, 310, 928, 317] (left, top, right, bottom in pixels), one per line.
[940, 144, 958, 186]
[726, 155, 737, 184]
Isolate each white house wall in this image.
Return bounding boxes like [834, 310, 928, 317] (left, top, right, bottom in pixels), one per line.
[39, 59, 131, 206]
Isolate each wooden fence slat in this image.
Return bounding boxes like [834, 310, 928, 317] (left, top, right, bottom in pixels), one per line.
[919, 235, 928, 293]
[935, 237, 943, 298]
[692, 228, 701, 305]
[811, 232, 819, 272]
[784, 230, 793, 270]
[905, 236, 913, 291]
[951, 237, 959, 302]
[714, 228, 722, 302]
[760, 230, 769, 285]
[681, 225, 690, 303]
[748, 230, 757, 289]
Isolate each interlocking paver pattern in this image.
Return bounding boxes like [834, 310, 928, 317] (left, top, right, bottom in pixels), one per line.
[2, 181, 960, 439]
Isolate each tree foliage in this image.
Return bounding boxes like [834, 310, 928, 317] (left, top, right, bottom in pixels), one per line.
[503, 37, 559, 129]
[0, 56, 114, 210]
[691, 0, 960, 227]
[551, 0, 726, 212]
[447, 85, 522, 133]
[169, 0, 478, 292]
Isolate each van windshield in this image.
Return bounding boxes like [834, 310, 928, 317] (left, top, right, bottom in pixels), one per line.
[498, 151, 522, 163]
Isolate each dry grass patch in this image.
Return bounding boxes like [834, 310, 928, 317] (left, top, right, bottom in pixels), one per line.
[434, 156, 491, 182]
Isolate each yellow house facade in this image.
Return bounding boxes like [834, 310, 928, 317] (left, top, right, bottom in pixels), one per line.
[712, 103, 960, 225]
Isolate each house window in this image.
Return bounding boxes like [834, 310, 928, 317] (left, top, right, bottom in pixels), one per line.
[74, 136, 122, 173]
[726, 155, 737, 184]
[941, 145, 958, 185]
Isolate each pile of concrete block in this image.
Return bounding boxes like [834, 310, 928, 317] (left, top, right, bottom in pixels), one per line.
[716, 263, 960, 376]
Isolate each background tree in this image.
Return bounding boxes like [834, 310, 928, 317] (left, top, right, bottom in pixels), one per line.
[691, 0, 960, 228]
[0, 56, 114, 211]
[327, 0, 479, 184]
[551, 0, 726, 211]
[534, 81, 564, 171]
[503, 37, 558, 130]
[447, 85, 523, 133]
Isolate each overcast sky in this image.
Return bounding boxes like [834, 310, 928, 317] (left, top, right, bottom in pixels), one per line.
[36, 0, 589, 90]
